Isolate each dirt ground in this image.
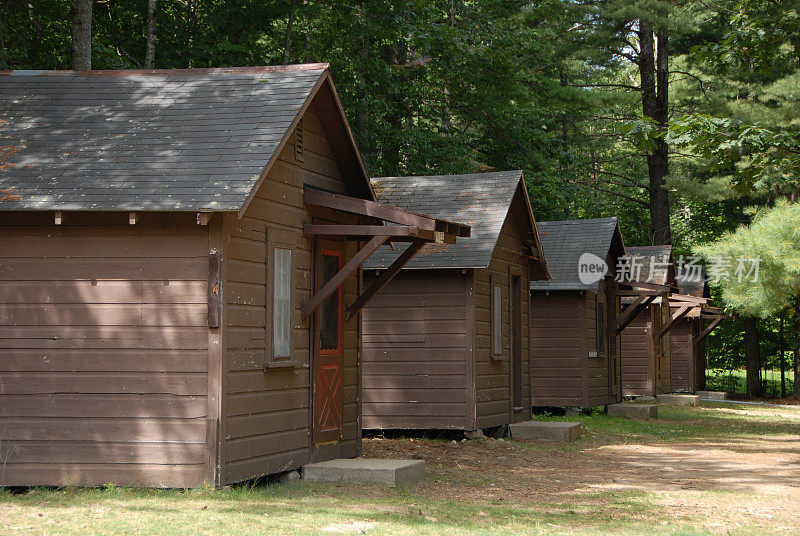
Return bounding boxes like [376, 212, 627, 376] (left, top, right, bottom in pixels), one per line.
[362, 406, 800, 533]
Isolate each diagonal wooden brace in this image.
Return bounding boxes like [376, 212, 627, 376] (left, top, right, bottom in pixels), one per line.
[695, 315, 724, 343]
[613, 293, 656, 334]
[655, 304, 692, 341]
[301, 235, 388, 320]
[345, 239, 427, 322]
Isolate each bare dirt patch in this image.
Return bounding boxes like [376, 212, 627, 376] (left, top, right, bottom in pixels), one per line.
[362, 410, 800, 533]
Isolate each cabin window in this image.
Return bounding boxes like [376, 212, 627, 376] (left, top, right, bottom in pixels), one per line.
[272, 247, 292, 358]
[492, 284, 503, 356]
[597, 301, 605, 354]
[320, 250, 343, 353]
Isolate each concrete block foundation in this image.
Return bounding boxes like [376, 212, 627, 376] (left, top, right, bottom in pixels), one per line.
[302, 459, 425, 487]
[696, 391, 727, 400]
[509, 421, 581, 442]
[608, 403, 658, 420]
[657, 394, 701, 406]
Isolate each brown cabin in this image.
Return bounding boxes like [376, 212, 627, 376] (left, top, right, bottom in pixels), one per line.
[670, 269, 726, 393]
[529, 218, 626, 408]
[0, 65, 468, 488]
[360, 171, 549, 431]
[620, 245, 677, 397]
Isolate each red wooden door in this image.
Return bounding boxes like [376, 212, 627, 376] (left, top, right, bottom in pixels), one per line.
[312, 240, 344, 444]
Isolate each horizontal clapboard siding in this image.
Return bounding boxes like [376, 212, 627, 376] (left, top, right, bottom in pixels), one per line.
[221, 103, 362, 485]
[473, 189, 532, 428]
[362, 270, 468, 430]
[0, 215, 209, 488]
[530, 291, 586, 407]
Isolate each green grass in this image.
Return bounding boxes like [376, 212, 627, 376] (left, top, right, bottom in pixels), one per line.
[705, 368, 795, 397]
[2, 404, 799, 535]
[529, 402, 800, 444]
[0, 484, 719, 536]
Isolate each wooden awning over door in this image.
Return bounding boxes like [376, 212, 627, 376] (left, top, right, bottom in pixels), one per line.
[300, 188, 471, 321]
[611, 280, 673, 334]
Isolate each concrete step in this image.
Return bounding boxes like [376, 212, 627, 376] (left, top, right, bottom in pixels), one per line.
[657, 393, 701, 407]
[302, 458, 425, 487]
[696, 390, 727, 400]
[608, 403, 658, 420]
[509, 421, 581, 442]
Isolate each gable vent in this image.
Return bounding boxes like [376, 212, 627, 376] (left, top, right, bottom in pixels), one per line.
[294, 118, 305, 162]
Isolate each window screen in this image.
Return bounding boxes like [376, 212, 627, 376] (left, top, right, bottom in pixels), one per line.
[273, 247, 292, 357]
[493, 284, 502, 355]
[597, 302, 605, 354]
[320, 252, 342, 352]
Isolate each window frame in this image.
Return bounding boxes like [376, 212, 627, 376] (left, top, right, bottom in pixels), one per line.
[265, 230, 295, 366]
[491, 276, 503, 358]
[597, 300, 606, 355]
[318, 248, 344, 355]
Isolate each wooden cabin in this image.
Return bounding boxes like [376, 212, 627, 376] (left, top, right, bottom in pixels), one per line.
[669, 269, 727, 393]
[0, 65, 468, 488]
[360, 171, 549, 432]
[529, 218, 626, 408]
[620, 245, 677, 397]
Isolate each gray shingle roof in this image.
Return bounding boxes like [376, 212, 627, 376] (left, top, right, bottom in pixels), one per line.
[0, 65, 333, 212]
[529, 217, 622, 291]
[625, 245, 675, 285]
[363, 170, 527, 269]
[676, 267, 709, 297]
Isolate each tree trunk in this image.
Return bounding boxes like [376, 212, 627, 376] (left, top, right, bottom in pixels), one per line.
[71, 0, 92, 70]
[795, 317, 800, 396]
[28, 2, 44, 66]
[144, 0, 157, 69]
[780, 314, 786, 398]
[744, 317, 762, 397]
[282, 0, 300, 64]
[638, 21, 672, 245]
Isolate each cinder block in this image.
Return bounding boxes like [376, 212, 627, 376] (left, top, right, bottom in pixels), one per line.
[657, 394, 701, 407]
[302, 459, 425, 487]
[608, 403, 658, 420]
[696, 391, 727, 400]
[509, 421, 581, 442]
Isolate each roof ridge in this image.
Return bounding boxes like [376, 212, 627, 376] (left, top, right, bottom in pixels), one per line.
[372, 169, 522, 181]
[0, 63, 330, 77]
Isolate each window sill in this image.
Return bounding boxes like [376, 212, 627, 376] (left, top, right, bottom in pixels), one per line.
[264, 360, 300, 371]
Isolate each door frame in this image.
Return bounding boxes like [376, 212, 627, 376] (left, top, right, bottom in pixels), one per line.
[311, 237, 346, 445]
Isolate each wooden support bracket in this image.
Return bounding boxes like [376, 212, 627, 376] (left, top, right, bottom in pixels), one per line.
[655, 304, 692, 341]
[54, 211, 63, 225]
[129, 212, 137, 225]
[301, 235, 389, 320]
[613, 293, 656, 334]
[345, 239, 427, 322]
[695, 316, 724, 343]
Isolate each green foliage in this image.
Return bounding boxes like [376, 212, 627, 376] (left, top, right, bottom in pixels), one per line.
[696, 200, 800, 317]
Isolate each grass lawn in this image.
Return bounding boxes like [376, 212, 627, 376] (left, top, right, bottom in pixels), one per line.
[705, 368, 795, 396]
[2, 403, 799, 536]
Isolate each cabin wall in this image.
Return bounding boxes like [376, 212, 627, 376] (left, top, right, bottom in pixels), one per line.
[220, 102, 362, 485]
[670, 319, 695, 393]
[621, 303, 671, 397]
[0, 212, 210, 488]
[530, 291, 586, 407]
[586, 282, 622, 406]
[621, 309, 652, 396]
[473, 190, 532, 428]
[361, 270, 468, 430]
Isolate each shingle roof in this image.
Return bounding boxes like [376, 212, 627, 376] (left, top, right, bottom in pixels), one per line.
[676, 267, 709, 297]
[625, 245, 675, 285]
[0, 64, 353, 212]
[529, 217, 622, 291]
[363, 170, 530, 269]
